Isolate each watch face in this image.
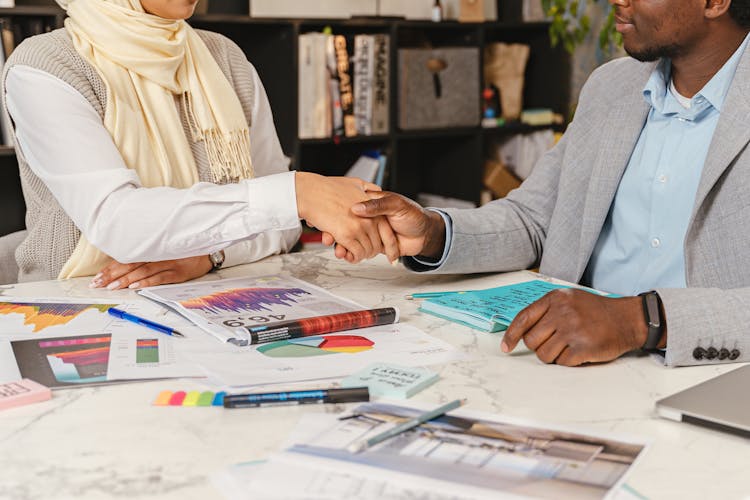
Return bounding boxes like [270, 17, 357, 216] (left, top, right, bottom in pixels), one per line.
[210, 252, 224, 268]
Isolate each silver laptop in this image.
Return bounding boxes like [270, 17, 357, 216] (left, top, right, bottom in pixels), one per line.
[656, 365, 750, 438]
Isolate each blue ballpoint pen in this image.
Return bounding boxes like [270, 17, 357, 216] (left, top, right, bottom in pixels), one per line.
[107, 307, 185, 337]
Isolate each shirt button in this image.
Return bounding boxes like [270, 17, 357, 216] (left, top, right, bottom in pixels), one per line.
[658, 175, 668, 183]
[651, 238, 661, 248]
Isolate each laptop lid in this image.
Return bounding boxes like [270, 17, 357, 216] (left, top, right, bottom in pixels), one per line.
[656, 365, 750, 438]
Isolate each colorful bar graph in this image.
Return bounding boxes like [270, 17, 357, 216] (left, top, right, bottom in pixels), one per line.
[154, 390, 226, 407]
[136, 339, 159, 364]
[38, 337, 111, 348]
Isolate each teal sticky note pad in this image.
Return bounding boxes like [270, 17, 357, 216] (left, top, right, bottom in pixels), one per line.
[341, 363, 439, 399]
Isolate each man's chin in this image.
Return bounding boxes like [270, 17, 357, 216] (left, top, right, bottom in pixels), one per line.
[624, 47, 661, 62]
[624, 42, 680, 63]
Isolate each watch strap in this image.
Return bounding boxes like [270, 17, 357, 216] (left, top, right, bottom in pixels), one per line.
[638, 290, 664, 351]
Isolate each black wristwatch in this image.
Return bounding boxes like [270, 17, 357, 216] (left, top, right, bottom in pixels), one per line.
[638, 290, 664, 350]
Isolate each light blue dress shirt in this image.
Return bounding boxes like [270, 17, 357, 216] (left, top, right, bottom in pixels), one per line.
[584, 35, 750, 295]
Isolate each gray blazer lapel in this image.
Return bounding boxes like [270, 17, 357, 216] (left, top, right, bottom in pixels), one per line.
[691, 46, 750, 222]
[575, 63, 654, 280]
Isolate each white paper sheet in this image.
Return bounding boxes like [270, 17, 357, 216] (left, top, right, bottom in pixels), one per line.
[0, 340, 21, 383]
[106, 330, 205, 380]
[189, 324, 467, 389]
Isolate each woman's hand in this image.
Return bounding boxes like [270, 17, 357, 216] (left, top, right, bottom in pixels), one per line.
[295, 172, 398, 263]
[89, 255, 214, 290]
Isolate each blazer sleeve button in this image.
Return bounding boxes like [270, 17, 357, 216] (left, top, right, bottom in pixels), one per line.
[693, 347, 706, 360]
[706, 347, 719, 359]
[719, 348, 730, 360]
[730, 349, 741, 360]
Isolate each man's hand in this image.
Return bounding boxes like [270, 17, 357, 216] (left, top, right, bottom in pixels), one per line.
[336, 192, 446, 259]
[501, 289, 650, 366]
[295, 172, 399, 263]
[89, 255, 214, 290]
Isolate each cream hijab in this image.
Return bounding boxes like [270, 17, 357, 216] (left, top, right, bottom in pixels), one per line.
[56, 0, 254, 279]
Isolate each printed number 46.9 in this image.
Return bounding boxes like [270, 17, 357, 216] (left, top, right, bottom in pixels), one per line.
[223, 315, 286, 328]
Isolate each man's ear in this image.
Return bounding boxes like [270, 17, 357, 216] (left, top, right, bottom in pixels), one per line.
[705, 0, 732, 20]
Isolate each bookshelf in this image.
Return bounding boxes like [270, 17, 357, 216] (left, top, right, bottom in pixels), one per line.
[0, 9, 570, 237]
[188, 17, 571, 204]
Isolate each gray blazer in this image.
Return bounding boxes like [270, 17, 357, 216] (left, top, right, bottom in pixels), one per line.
[411, 50, 750, 367]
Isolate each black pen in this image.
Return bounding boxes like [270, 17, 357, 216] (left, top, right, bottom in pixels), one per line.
[223, 387, 370, 408]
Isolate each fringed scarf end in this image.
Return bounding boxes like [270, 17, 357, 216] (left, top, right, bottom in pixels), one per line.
[204, 128, 254, 183]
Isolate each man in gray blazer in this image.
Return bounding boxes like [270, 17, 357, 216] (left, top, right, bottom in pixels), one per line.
[346, 0, 750, 367]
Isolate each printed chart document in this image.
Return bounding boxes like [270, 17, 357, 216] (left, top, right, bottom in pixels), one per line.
[191, 323, 466, 389]
[0, 298, 155, 338]
[139, 276, 364, 346]
[248, 402, 648, 500]
[0, 298, 205, 386]
[106, 331, 204, 380]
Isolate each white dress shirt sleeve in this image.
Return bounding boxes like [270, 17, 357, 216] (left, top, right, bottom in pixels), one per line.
[5, 65, 301, 265]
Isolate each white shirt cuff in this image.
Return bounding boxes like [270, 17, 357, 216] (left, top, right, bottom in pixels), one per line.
[243, 170, 299, 232]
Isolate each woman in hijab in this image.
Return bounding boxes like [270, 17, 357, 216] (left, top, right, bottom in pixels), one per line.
[2, 0, 396, 288]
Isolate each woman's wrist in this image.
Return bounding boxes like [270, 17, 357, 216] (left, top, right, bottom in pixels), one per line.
[294, 171, 318, 221]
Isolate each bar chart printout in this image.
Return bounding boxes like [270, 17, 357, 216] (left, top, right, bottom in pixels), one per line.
[10, 334, 113, 388]
[136, 339, 159, 364]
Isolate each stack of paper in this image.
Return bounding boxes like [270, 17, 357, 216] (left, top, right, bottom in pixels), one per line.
[419, 279, 610, 333]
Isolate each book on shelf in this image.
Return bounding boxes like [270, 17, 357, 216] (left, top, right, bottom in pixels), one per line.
[344, 149, 387, 186]
[298, 32, 331, 140]
[353, 34, 374, 136]
[371, 34, 390, 135]
[299, 30, 390, 140]
[333, 34, 356, 137]
[325, 35, 344, 138]
[419, 279, 611, 332]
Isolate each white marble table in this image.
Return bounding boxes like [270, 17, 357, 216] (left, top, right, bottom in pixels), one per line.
[0, 249, 748, 500]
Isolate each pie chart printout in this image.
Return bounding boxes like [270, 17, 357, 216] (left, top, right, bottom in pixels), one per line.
[256, 335, 374, 358]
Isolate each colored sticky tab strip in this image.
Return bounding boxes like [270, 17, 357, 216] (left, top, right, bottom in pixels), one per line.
[183, 391, 201, 406]
[196, 391, 215, 407]
[168, 391, 187, 406]
[154, 390, 226, 407]
[153, 390, 173, 406]
[212, 392, 226, 406]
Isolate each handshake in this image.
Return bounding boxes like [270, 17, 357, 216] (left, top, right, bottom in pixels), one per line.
[294, 172, 448, 264]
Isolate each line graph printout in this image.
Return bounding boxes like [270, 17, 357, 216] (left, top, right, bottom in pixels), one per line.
[0, 300, 116, 337]
[0, 298, 179, 339]
[138, 276, 364, 345]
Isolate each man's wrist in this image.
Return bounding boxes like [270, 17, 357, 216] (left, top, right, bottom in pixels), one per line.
[627, 296, 650, 351]
[419, 210, 447, 260]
